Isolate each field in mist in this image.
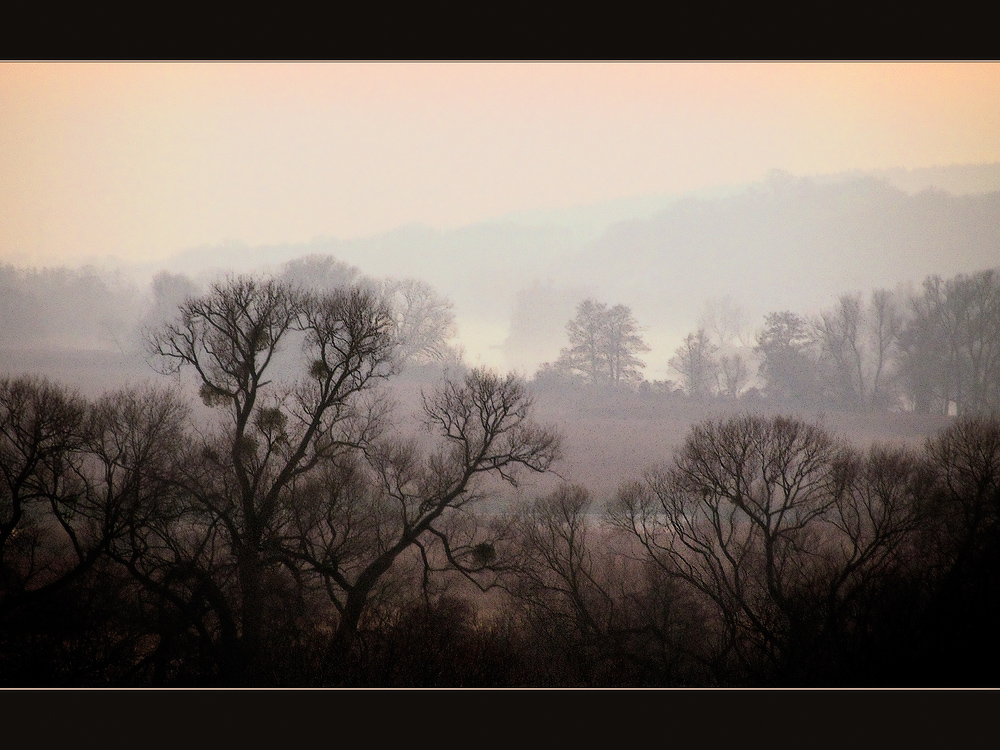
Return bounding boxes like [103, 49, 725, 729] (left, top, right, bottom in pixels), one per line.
[0, 344, 956, 507]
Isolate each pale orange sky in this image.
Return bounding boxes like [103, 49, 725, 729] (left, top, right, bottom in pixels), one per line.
[2, 61, 999, 267]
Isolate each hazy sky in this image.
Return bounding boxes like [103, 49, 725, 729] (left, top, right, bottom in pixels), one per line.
[3, 61, 1000, 269]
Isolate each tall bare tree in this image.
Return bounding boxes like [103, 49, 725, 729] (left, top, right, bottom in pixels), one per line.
[278, 368, 561, 664]
[668, 328, 718, 399]
[549, 299, 649, 386]
[145, 275, 558, 683]
[378, 277, 459, 367]
[813, 290, 903, 410]
[148, 275, 397, 682]
[898, 269, 1000, 416]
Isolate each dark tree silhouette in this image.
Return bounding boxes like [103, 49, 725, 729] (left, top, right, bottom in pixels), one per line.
[142, 275, 559, 684]
[916, 416, 1000, 684]
[0, 377, 91, 614]
[285, 368, 561, 667]
[147, 275, 397, 683]
[607, 414, 929, 685]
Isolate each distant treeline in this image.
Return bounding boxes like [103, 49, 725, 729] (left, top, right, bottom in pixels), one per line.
[4, 257, 1000, 420]
[533, 267, 1000, 419]
[1, 270, 999, 687]
[0, 264, 144, 351]
[0, 256, 463, 371]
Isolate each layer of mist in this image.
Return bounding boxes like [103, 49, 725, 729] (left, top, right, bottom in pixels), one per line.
[4, 164, 998, 385]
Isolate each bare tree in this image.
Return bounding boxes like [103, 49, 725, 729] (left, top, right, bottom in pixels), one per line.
[914, 416, 1000, 682]
[898, 275, 952, 414]
[549, 299, 649, 386]
[0, 377, 89, 613]
[1, 378, 189, 632]
[898, 269, 1000, 416]
[147, 275, 398, 683]
[499, 484, 696, 685]
[922, 416, 1000, 573]
[812, 290, 903, 410]
[278, 258, 459, 370]
[607, 415, 925, 684]
[504, 485, 614, 640]
[378, 278, 459, 368]
[668, 328, 718, 399]
[868, 288, 903, 407]
[814, 294, 865, 408]
[146, 275, 558, 683]
[716, 352, 751, 400]
[275, 367, 561, 664]
[608, 417, 853, 679]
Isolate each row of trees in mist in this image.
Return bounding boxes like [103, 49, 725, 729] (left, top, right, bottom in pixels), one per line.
[0, 263, 143, 351]
[4, 254, 998, 417]
[536, 267, 1000, 417]
[1, 256, 465, 376]
[2, 268, 999, 686]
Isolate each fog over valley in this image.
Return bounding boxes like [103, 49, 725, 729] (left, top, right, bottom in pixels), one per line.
[4, 163, 999, 385]
[4, 62, 1000, 688]
[3, 162, 997, 496]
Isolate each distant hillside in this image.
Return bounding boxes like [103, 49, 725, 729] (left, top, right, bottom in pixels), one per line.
[577, 173, 998, 316]
[100, 162, 1000, 378]
[503, 172, 1000, 377]
[869, 162, 1000, 195]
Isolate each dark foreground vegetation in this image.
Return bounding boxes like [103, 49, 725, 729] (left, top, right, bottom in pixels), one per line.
[2, 270, 999, 687]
